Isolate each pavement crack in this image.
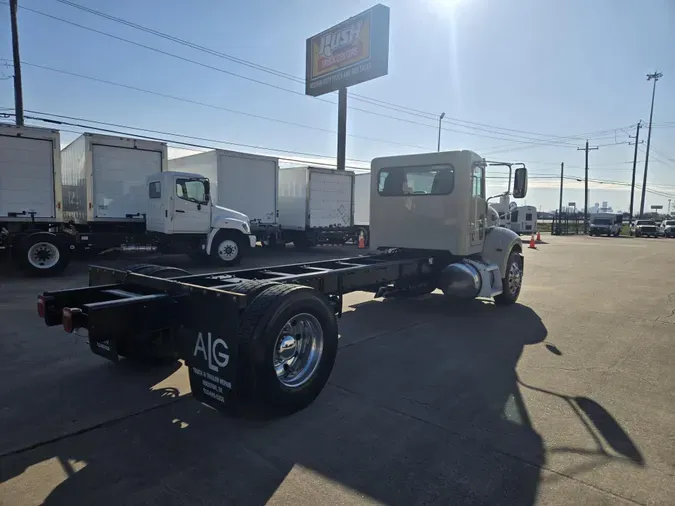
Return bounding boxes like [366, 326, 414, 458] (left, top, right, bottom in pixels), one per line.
[0, 394, 192, 459]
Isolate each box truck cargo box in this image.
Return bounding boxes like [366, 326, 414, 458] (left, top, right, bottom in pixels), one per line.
[168, 149, 278, 226]
[61, 133, 167, 224]
[0, 124, 62, 221]
[278, 166, 355, 231]
[353, 172, 370, 227]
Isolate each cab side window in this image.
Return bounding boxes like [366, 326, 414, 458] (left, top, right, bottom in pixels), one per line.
[472, 165, 484, 198]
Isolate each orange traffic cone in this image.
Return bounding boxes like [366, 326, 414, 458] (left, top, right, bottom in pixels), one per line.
[536, 231, 541, 242]
[529, 234, 537, 249]
[358, 231, 366, 249]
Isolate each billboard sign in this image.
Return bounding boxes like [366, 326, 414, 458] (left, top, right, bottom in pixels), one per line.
[305, 4, 390, 97]
[651, 205, 663, 210]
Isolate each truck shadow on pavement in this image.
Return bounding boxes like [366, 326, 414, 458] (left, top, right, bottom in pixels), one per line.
[0, 296, 644, 505]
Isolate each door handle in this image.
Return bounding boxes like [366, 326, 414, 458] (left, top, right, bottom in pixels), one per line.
[175, 209, 186, 213]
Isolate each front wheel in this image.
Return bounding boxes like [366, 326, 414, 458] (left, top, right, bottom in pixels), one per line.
[494, 250, 523, 306]
[211, 230, 246, 266]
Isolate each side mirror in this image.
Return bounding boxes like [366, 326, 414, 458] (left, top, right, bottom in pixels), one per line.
[513, 167, 528, 199]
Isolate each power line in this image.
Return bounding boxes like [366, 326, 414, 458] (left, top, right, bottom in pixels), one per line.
[52, 0, 609, 144]
[11, 1, 613, 149]
[2, 110, 371, 163]
[5, 59, 433, 151]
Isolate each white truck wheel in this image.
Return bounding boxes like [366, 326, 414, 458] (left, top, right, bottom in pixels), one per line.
[494, 250, 523, 306]
[19, 233, 70, 276]
[211, 231, 245, 266]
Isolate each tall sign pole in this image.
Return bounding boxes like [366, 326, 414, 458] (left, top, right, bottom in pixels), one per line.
[305, 5, 390, 170]
[337, 88, 347, 171]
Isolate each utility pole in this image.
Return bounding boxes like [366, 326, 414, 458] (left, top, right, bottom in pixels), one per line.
[578, 140, 598, 233]
[9, 0, 24, 126]
[639, 71, 663, 216]
[558, 162, 564, 217]
[628, 122, 642, 220]
[437, 112, 445, 152]
[668, 199, 671, 216]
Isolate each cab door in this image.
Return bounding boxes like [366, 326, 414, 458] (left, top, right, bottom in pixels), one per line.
[171, 176, 211, 234]
[470, 162, 486, 250]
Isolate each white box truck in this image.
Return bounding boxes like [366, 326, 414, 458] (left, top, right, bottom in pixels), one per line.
[168, 149, 279, 245]
[4, 130, 257, 275]
[61, 133, 169, 225]
[277, 166, 355, 248]
[0, 124, 74, 274]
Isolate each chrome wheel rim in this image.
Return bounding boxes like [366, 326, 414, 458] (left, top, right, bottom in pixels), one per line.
[273, 313, 324, 388]
[217, 239, 238, 261]
[507, 259, 522, 296]
[27, 242, 60, 269]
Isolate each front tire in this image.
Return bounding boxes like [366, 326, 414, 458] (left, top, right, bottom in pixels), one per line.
[211, 230, 246, 266]
[494, 250, 523, 306]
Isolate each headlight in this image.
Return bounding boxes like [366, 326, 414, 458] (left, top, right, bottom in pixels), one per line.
[242, 222, 250, 234]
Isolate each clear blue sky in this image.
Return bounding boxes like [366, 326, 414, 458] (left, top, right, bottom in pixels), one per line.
[1, 0, 674, 212]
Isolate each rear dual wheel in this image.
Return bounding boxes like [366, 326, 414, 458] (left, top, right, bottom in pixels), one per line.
[18, 232, 71, 276]
[235, 284, 338, 417]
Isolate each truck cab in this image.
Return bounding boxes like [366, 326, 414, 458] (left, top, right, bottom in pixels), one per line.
[630, 219, 658, 238]
[145, 171, 256, 265]
[369, 150, 527, 304]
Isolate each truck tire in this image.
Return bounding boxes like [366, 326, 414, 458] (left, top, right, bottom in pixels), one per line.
[211, 230, 245, 266]
[227, 279, 281, 299]
[494, 249, 523, 306]
[18, 232, 71, 276]
[126, 264, 189, 278]
[237, 284, 338, 417]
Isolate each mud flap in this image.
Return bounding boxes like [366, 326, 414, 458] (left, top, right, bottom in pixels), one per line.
[89, 337, 120, 362]
[184, 329, 238, 412]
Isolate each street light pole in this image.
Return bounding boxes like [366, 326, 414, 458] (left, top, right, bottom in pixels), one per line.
[639, 71, 663, 216]
[437, 112, 445, 152]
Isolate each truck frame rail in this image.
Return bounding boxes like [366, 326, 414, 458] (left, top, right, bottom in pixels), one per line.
[37, 250, 438, 417]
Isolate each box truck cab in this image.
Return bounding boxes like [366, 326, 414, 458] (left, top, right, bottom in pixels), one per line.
[146, 171, 255, 264]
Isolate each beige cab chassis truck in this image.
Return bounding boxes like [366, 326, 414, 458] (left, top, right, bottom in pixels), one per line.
[36, 151, 528, 418]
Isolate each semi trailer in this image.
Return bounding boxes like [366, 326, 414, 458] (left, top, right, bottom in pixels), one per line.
[277, 165, 357, 248]
[168, 149, 281, 245]
[2, 130, 255, 274]
[36, 150, 529, 418]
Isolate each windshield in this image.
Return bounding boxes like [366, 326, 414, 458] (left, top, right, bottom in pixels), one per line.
[636, 220, 655, 226]
[592, 219, 611, 225]
[665, 221, 675, 226]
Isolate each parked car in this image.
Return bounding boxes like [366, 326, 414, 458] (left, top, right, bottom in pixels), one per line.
[630, 219, 659, 238]
[659, 219, 675, 238]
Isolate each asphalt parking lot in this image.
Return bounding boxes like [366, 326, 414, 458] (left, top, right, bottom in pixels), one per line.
[1, 236, 674, 505]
